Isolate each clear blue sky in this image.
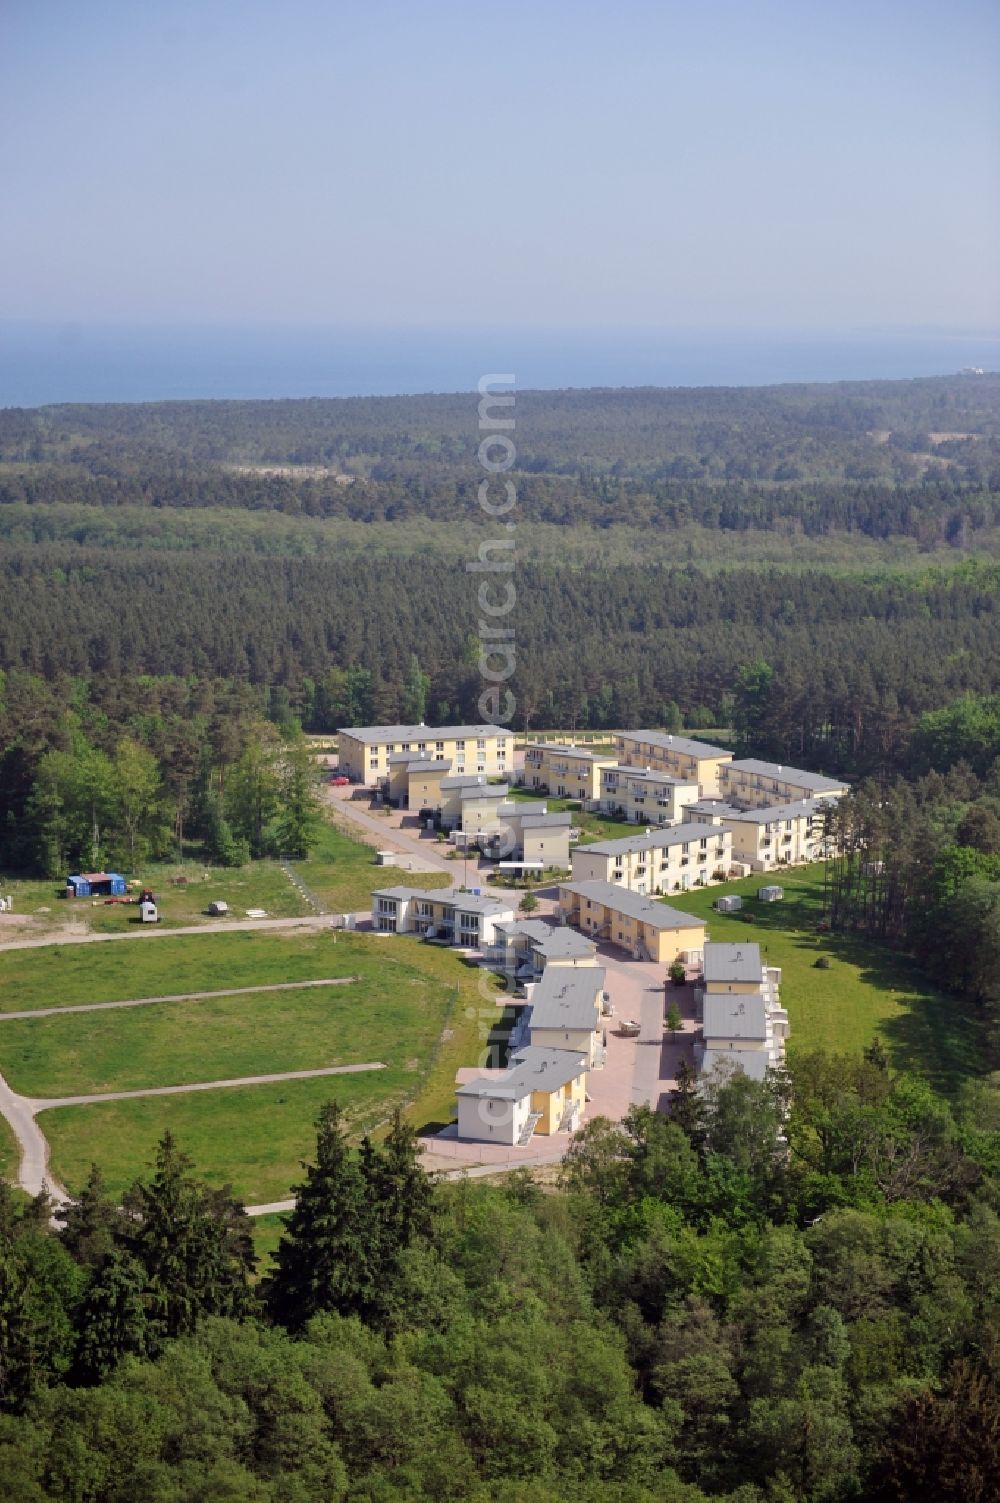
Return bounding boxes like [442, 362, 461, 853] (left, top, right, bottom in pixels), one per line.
[2, 0, 997, 332]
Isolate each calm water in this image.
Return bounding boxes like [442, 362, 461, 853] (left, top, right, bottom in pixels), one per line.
[1, 322, 998, 407]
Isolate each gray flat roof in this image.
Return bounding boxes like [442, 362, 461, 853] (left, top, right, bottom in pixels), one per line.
[341, 723, 508, 746]
[403, 756, 452, 772]
[603, 765, 695, 786]
[700, 1048, 770, 1082]
[721, 798, 825, 824]
[574, 821, 725, 858]
[528, 967, 605, 1031]
[560, 880, 706, 931]
[703, 992, 769, 1040]
[682, 800, 742, 818]
[458, 783, 509, 800]
[703, 942, 763, 984]
[439, 774, 491, 790]
[534, 929, 597, 959]
[372, 885, 512, 915]
[516, 811, 574, 829]
[727, 759, 847, 792]
[525, 742, 616, 762]
[456, 1046, 587, 1101]
[617, 730, 733, 760]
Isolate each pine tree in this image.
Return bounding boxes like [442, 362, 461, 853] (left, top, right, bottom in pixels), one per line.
[58, 1163, 123, 1269]
[266, 1103, 375, 1331]
[74, 1250, 151, 1384]
[125, 1133, 254, 1340]
[362, 1109, 434, 1256]
[671, 1058, 706, 1146]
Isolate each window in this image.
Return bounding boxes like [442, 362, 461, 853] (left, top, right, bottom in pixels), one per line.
[456, 740, 465, 750]
[417, 741, 426, 751]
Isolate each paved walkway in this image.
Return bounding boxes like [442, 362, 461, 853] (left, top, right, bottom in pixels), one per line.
[0, 976, 358, 1023]
[326, 787, 463, 875]
[0, 1066, 67, 1202]
[30, 1062, 386, 1112]
[0, 912, 340, 954]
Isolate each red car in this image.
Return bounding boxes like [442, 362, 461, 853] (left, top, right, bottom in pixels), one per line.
[328, 774, 350, 786]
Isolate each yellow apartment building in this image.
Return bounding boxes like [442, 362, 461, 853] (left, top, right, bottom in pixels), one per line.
[599, 765, 700, 825]
[338, 723, 511, 787]
[719, 798, 838, 869]
[570, 822, 733, 895]
[718, 758, 847, 810]
[523, 742, 617, 801]
[558, 879, 707, 964]
[615, 730, 734, 797]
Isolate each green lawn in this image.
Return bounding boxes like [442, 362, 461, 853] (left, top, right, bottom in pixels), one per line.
[0, 1113, 17, 1182]
[291, 819, 449, 912]
[0, 928, 366, 1012]
[42, 1069, 420, 1204]
[0, 968, 446, 1099]
[16, 928, 504, 1202]
[661, 865, 985, 1092]
[0, 859, 310, 937]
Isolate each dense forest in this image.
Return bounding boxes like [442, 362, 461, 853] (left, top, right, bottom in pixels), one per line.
[0, 1065, 996, 1503]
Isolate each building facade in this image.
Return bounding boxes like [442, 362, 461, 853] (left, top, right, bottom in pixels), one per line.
[558, 880, 707, 964]
[370, 886, 514, 948]
[718, 798, 837, 869]
[614, 731, 733, 797]
[523, 742, 617, 801]
[338, 723, 511, 787]
[455, 1046, 588, 1145]
[598, 765, 700, 825]
[718, 758, 847, 810]
[570, 822, 733, 895]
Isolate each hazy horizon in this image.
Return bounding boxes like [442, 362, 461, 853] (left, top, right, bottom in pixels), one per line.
[3, 320, 1000, 408]
[2, 0, 997, 343]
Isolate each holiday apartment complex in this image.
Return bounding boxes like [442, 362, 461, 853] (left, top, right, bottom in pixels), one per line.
[614, 730, 734, 797]
[338, 723, 511, 787]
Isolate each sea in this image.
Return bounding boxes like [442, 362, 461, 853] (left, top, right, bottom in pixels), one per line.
[1, 322, 998, 408]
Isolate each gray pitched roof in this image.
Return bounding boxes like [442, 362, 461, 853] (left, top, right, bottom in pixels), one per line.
[727, 759, 847, 792]
[560, 880, 706, 931]
[617, 730, 733, 760]
[720, 798, 825, 824]
[456, 1046, 587, 1100]
[574, 821, 725, 858]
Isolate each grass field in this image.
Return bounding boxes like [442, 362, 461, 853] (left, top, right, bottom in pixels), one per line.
[0, 1113, 17, 1181]
[661, 865, 984, 1092]
[0, 928, 362, 1012]
[0, 971, 442, 1099]
[291, 819, 449, 912]
[0, 859, 310, 938]
[12, 929, 503, 1202]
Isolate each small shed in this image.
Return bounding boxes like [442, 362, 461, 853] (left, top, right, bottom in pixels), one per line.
[758, 885, 784, 903]
[140, 899, 158, 924]
[65, 872, 127, 898]
[207, 900, 229, 916]
[716, 895, 742, 913]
